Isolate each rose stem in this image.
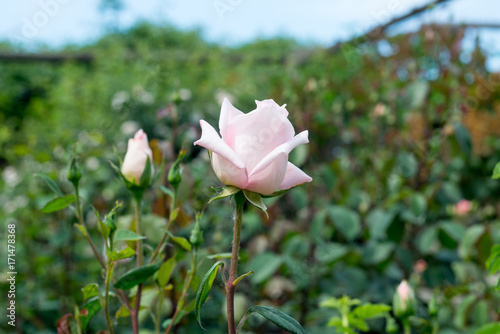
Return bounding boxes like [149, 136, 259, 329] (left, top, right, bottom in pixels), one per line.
[149, 187, 178, 265]
[164, 248, 197, 334]
[73, 184, 133, 325]
[227, 192, 245, 334]
[132, 193, 144, 334]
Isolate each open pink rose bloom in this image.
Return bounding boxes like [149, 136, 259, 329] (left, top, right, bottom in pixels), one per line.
[194, 98, 312, 195]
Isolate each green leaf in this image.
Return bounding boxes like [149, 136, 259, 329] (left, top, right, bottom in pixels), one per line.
[81, 283, 99, 302]
[458, 225, 486, 260]
[249, 252, 283, 284]
[74, 224, 87, 237]
[35, 173, 64, 197]
[98, 220, 111, 239]
[328, 206, 361, 241]
[352, 303, 391, 319]
[195, 261, 224, 328]
[80, 298, 101, 330]
[157, 257, 177, 287]
[315, 242, 348, 263]
[476, 322, 500, 334]
[492, 162, 500, 179]
[114, 230, 146, 241]
[239, 305, 305, 334]
[114, 264, 160, 290]
[167, 231, 192, 251]
[208, 185, 240, 203]
[115, 304, 130, 318]
[41, 195, 76, 213]
[109, 246, 136, 261]
[243, 189, 268, 215]
[159, 185, 174, 198]
[206, 252, 233, 259]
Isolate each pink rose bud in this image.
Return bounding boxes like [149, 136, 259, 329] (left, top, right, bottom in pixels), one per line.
[194, 98, 312, 195]
[121, 129, 153, 184]
[453, 199, 471, 216]
[394, 280, 416, 318]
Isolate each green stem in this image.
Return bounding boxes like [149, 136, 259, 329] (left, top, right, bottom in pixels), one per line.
[149, 187, 178, 264]
[155, 288, 163, 334]
[104, 260, 115, 334]
[74, 185, 106, 269]
[431, 318, 438, 334]
[165, 250, 197, 334]
[132, 194, 144, 334]
[227, 192, 245, 334]
[403, 318, 411, 334]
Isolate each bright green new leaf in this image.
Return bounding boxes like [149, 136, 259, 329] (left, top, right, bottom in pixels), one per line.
[109, 246, 136, 261]
[114, 230, 146, 241]
[492, 162, 500, 179]
[206, 252, 232, 259]
[167, 231, 192, 251]
[81, 283, 99, 302]
[41, 195, 76, 213]
[352, 303, 391, 319]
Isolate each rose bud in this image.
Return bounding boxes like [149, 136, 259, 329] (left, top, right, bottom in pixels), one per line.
[121, 129, 153, 185]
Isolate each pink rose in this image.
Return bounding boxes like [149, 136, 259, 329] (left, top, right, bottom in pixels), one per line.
[121, 129, 153, 184]
[454, 199, 472, 216]
[194, 98, 312, 195]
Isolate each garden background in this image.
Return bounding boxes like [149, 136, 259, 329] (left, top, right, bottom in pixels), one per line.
[1, 0, 500, 333]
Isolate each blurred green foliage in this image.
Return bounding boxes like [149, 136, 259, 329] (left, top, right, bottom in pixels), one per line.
[1, 22, 500, 333]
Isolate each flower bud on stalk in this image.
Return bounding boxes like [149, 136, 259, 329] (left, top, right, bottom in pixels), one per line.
[168, 149, 186, 189]
[393, 280, 416, 319]
[190, 213, 204, 249]
[67, 157, 82, 187]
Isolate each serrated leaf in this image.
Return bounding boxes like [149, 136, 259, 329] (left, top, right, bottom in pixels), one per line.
[81, 283, 99, 302]
[114, 264, 160, 290]
[167, 231, 191, 251]
[243, 189, 267, 215]
[157, 257, 177, 287]
[35, 173, 64, 197]
[109, 246, 136, 261]
[208, 185, 241, 203]
[41, 195, 76, 213]
[195, 261, 224, 328]
[239, 305, 306, 334]
[114, 230, 146, 241]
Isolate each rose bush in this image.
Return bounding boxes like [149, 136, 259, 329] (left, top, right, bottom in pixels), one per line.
[194, 98, 312, 195]
[121, 129, 153, 184]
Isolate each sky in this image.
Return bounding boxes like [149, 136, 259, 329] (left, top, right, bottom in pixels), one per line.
[1, 0, 499, 68]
